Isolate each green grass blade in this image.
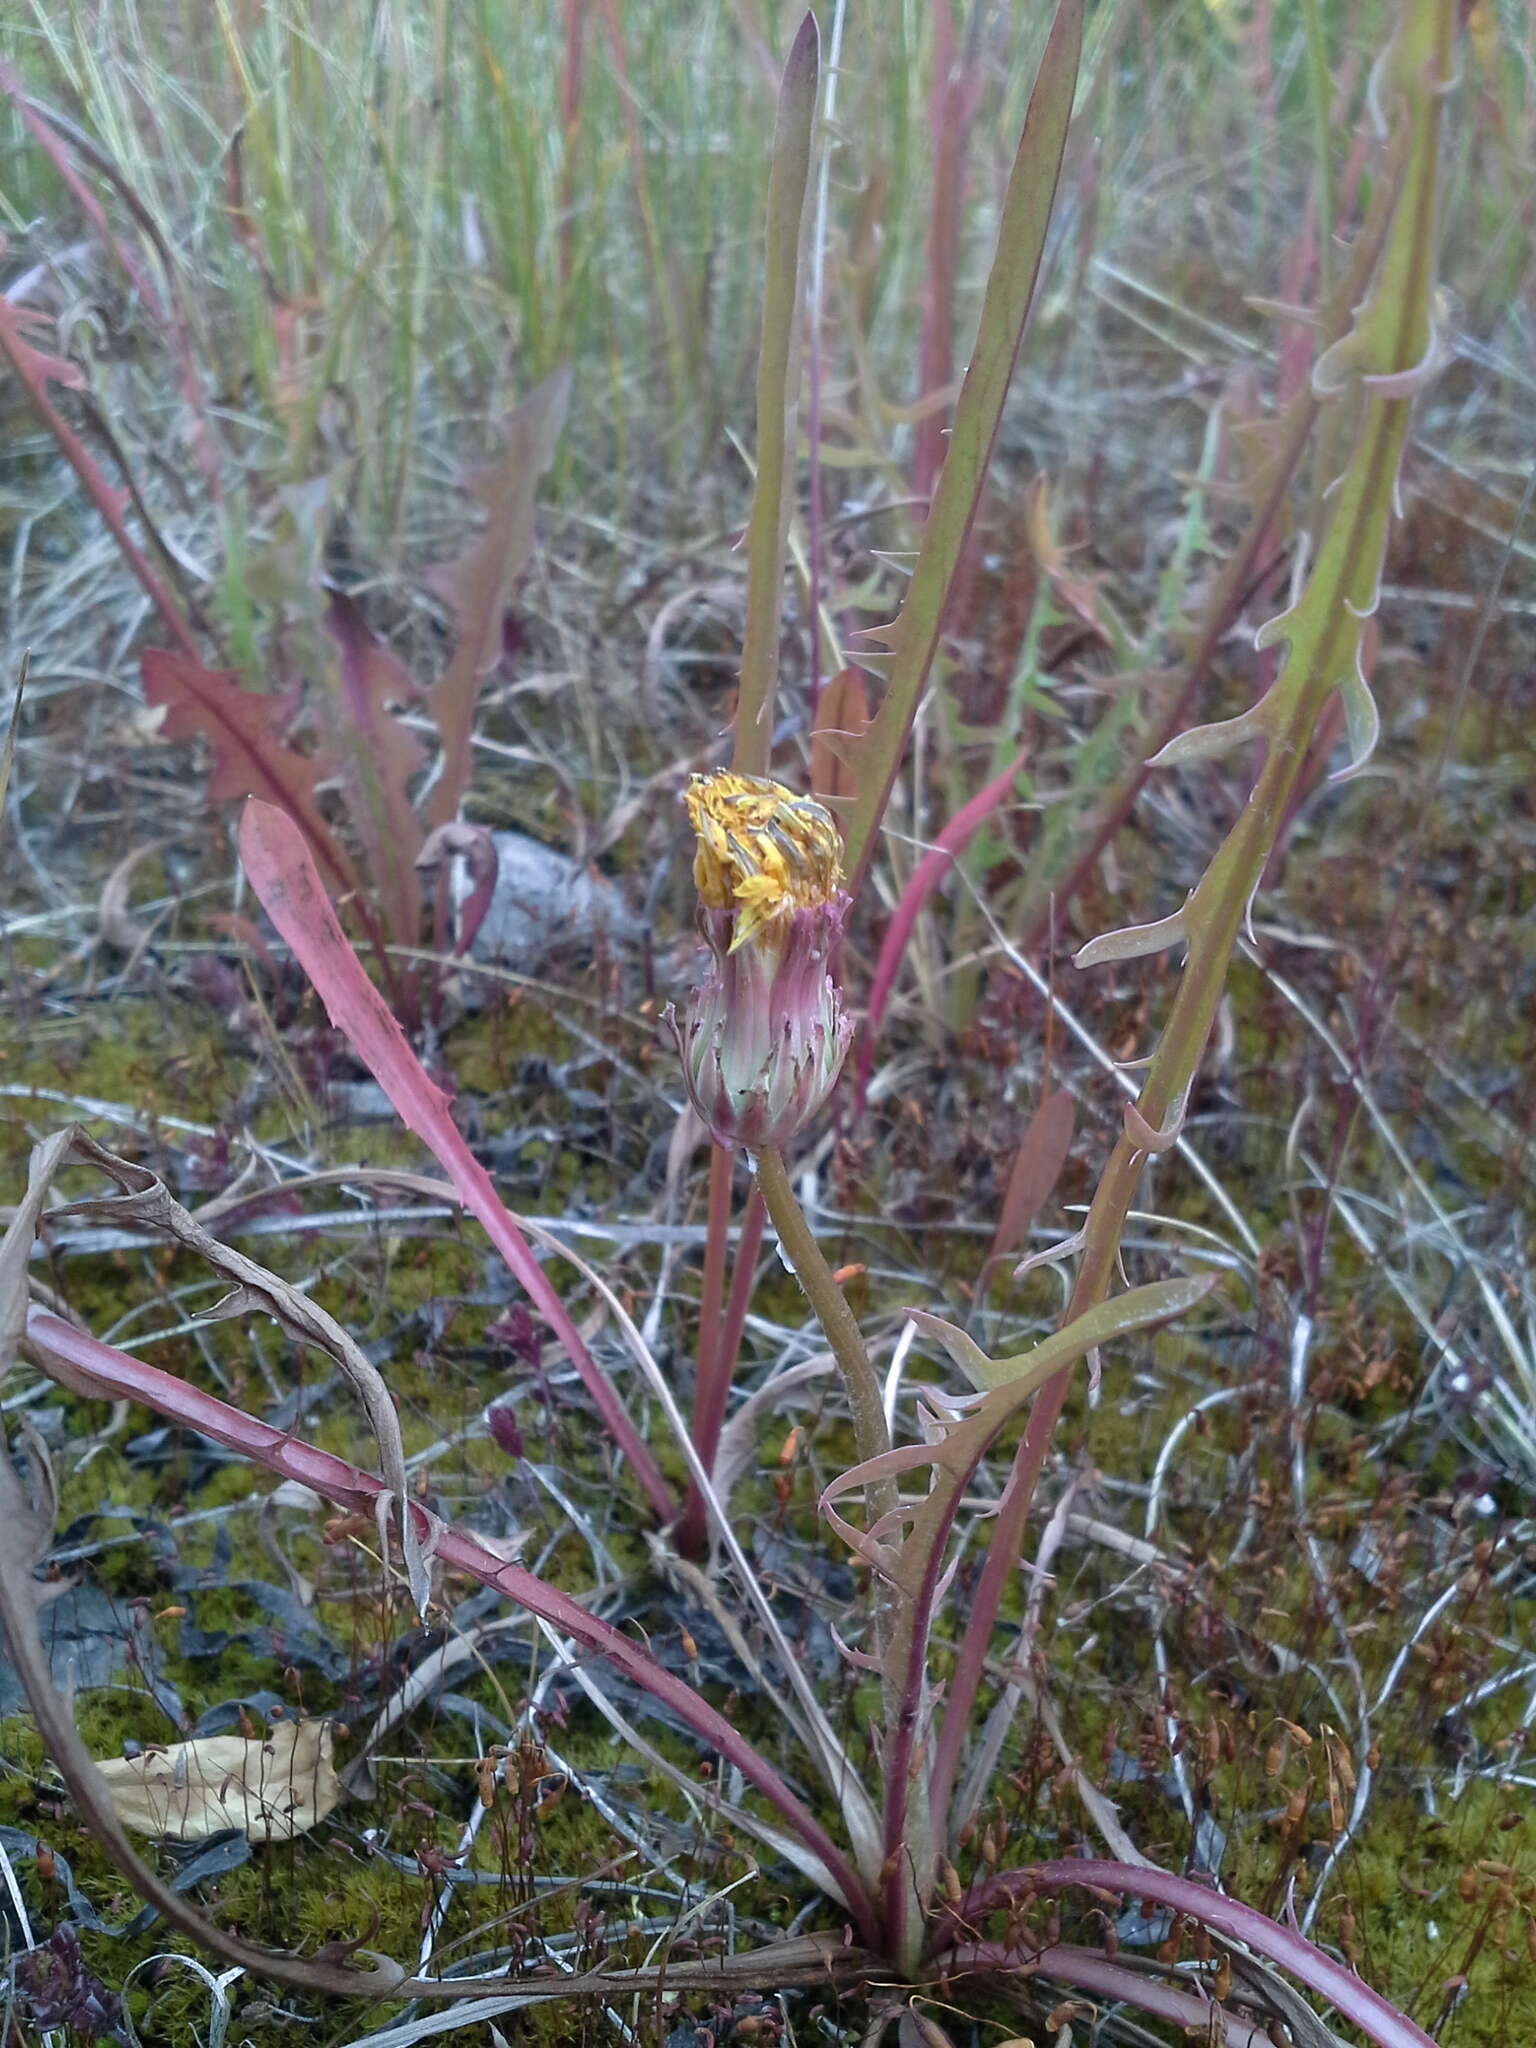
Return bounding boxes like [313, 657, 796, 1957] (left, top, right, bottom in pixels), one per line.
[841, 0, 1082, 883]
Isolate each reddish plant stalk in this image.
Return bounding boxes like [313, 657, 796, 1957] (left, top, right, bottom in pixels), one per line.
[241, 800, 676, 1521]
[677, 1143, 736, 1557]
[855, 749, 1028, 1111]
[935, 1862, 1437, 2048]
[25, 1308, 878, 1946]
[936, 1944, 1269, 2046]
[912, 1, 980, 505]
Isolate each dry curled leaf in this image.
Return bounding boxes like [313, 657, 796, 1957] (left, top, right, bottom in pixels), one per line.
[95, 1717, 339, 1843]
[97, 839, 171, 956]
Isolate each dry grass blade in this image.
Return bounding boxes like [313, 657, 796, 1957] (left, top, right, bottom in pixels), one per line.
[0, 297, 201, 663]
[0, 1137, 405, 1999]
[0, 1130, 73, 1384]
[50, 1128, 431, 1617]
[96, 838, 171, 958]
[0, 651, 27, 819]
[508, 1209, 883, 1877]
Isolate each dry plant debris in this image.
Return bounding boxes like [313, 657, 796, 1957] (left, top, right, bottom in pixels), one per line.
[93, 1716, 340, 1844]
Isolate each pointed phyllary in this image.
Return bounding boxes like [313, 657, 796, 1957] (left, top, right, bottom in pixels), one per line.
[667, 772, 853, 1152]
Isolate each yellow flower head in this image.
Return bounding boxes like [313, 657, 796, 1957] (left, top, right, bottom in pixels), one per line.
[683, 772, 843, 951]
[669, 772, 851, 1149]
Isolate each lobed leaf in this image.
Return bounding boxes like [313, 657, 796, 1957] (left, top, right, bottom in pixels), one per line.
[424, 367, 571, 828]
[141, 651, 358, 900]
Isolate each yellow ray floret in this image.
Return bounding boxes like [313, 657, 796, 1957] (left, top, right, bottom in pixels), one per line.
[684, 772, 843, 949]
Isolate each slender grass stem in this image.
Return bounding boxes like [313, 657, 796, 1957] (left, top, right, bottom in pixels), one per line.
[753, 1143, 922, 1962]
[753, 1146, 894, 1519]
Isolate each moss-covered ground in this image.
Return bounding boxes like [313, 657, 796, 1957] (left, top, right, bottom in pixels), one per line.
[3, 828, 1534, 2043]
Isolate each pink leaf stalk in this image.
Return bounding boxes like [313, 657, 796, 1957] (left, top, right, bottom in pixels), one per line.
[939, 1944, 1268, 2045]
[237, 799, 676, 1522]
[856, 751, 1027, 1108]
[912, 0, 983, 504]
[938, 1862, 1437, 2048]
[26, 1309, 871, 1939]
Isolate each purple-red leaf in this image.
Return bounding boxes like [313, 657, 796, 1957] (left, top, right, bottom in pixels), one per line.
[425, 368, 571, 829]
[856, 750, 1028, 1105]
[980, 1085, 1075, 1290]
[238, 798, 676, 1523]
[948, 1862, 1436, 2048]
[141, 651, 357, 899]
[25, 1307, 870, 1937]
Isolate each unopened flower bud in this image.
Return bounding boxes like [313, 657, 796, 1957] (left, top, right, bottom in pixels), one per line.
[665, 771, 852, 1152]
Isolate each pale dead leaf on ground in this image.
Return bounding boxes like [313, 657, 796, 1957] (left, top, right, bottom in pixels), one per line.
[98, 838, 172, 955]
[95, 1717, 339, 1843]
